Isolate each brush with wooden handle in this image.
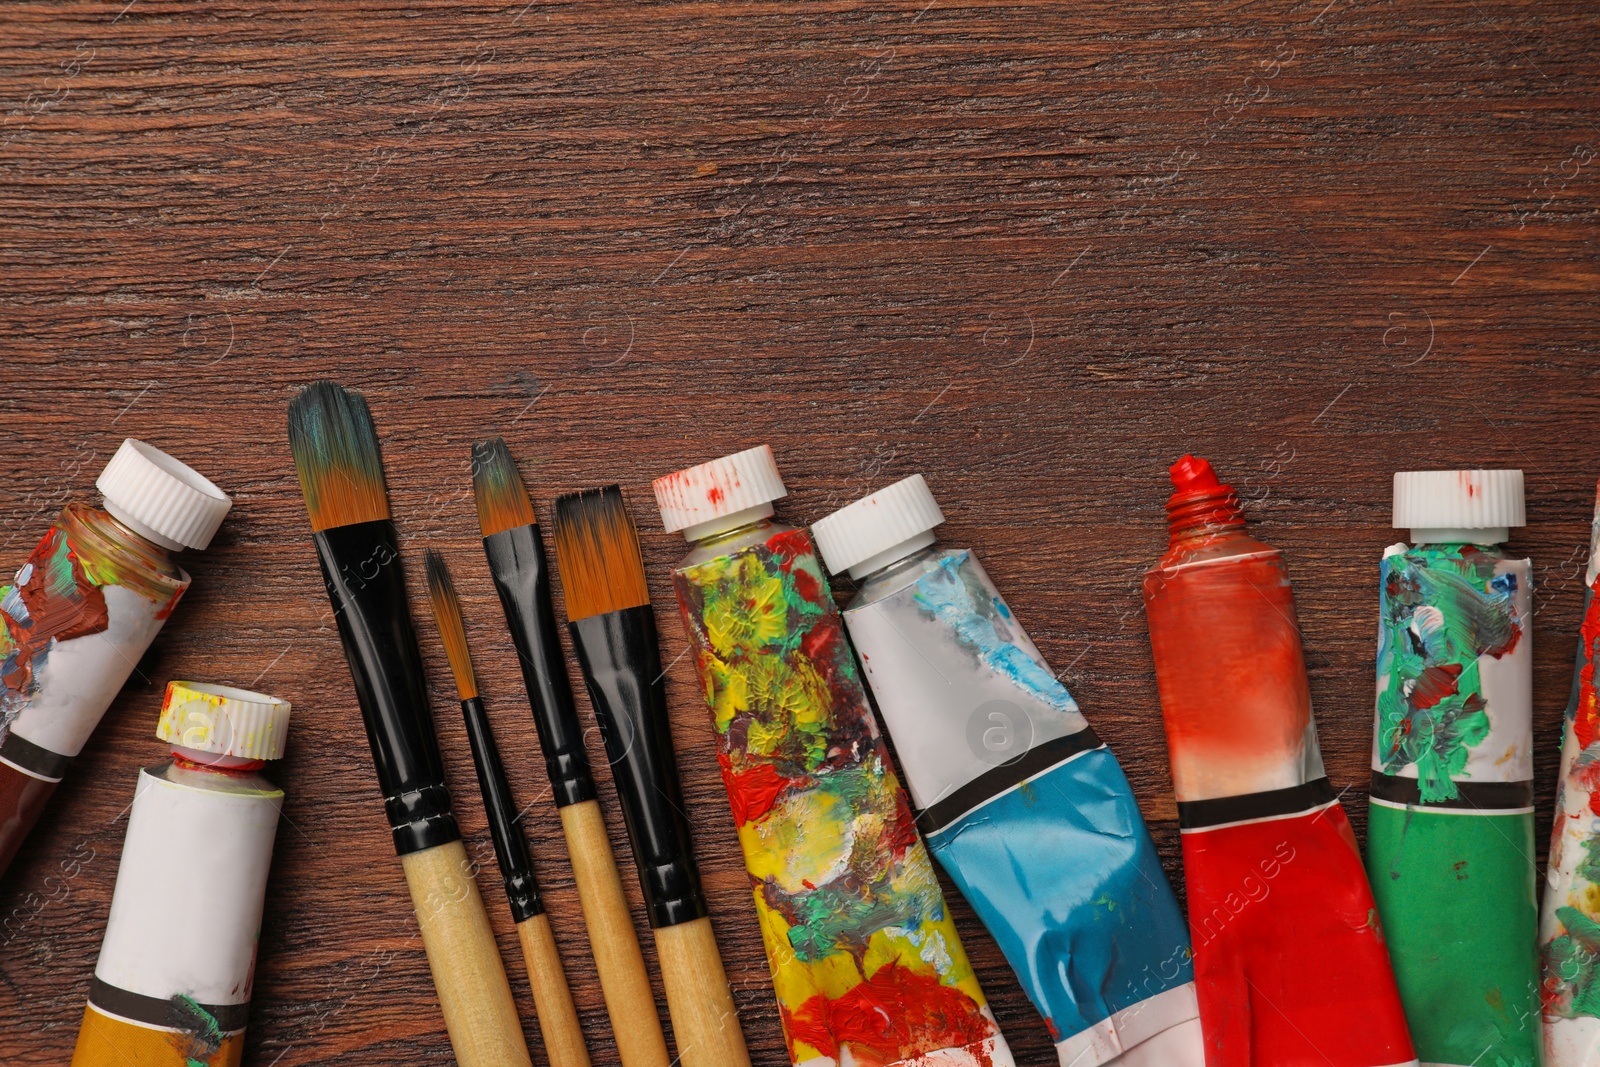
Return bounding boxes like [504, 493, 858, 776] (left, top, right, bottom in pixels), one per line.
[286, 381, 530, 1067]
[426, 550, 591, 1067]
[471, 438, 671, 1067]
[551, 486, 751, 1067]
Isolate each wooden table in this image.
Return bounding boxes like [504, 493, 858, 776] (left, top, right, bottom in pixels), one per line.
[2, 1, 1597, 1063]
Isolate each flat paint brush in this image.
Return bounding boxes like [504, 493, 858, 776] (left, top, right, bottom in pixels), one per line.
[551, 486, 751, 1067]
[472, 438, 671, 1067]
[426, 550, 591, 1067]
[286, 381, 531, 1067]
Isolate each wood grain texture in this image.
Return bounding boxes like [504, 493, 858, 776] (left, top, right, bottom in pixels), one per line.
[558, 799, 671, 1067]
[0, 0, 1596, 1064]
[401, 840, 532, 1067]
[514, 914, 590, 1067]
[653, 917, 751, 1067]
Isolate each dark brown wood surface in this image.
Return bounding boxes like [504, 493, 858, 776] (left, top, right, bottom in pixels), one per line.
[1, 0, 1597, 1063]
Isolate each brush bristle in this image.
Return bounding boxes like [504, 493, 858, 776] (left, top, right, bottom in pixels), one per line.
[471, 437, 537, 537]
[286, 380, 390, 532]
[551, 486, 650, 621]
[425, 549, 478, 701]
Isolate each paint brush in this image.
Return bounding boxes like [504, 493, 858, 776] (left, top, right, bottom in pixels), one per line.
[472, 438, 672, 1067]
[286, 381, 531, 1067]
[425, 550, 591, 1067]
[550, 487, 750, 1067]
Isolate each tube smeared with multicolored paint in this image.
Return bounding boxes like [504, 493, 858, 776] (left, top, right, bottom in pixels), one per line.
[813, 474, 1204, 1067]
[1366, 470, 1540, 1066]
[0, 440, 232, 880]
[1542, 479, 1600, 1063]
[1142, 455, 1417, 1067]
[71, 681, 291, 1067]
[653, 447, 1013, 1067]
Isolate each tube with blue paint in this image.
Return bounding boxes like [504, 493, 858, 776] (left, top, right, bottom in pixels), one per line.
[812, 474, 1204, 1067]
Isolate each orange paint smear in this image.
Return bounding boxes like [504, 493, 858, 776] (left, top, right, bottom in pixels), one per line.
[781, 961, 996, 1067]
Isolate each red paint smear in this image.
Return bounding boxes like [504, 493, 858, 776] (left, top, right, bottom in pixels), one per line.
[707, 485, 725, 506]
[1576, 587, 1600, 815]
[717, 752, 793, 826]
[780, 961, 996, 1067]
[1410, 663, 1463, 710]
[767, 528, 810, 572]
[1184, 805, 1416, 1065]
[2, 527, 109, 696]
[792, 566, 822, 605]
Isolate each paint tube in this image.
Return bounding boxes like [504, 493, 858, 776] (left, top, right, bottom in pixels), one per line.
[1142, 455, 1418, 1066]
[1367, 470, 1540, 1065]
[71, 681, 291, 1067]
[652, 448, 1014, 1067]
[1541, 478, 1600, 1064]
[811, 475, 1204, 1067]
[0, 440, 231, 879]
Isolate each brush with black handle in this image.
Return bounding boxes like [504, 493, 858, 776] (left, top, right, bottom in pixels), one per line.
[550, 486, 750, 1067]
[286, 381, 530, 1067]
[471, 438, 671, 1067]
[425, 550, 591, 1067]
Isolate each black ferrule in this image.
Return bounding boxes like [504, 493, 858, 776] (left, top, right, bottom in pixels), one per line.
[462, 696, 543, 923]
[314, 521, 460, 855]
[483, 525, 598, 808]
[569, 606, 706, 929]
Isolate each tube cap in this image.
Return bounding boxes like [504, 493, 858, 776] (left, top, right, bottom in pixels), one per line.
[97, 439, 232, 551]
[813, 475, 945, 579]
[653, 444, 787, 539]
[158, 681, 291, 761]
[1393, 469, 1525, 543]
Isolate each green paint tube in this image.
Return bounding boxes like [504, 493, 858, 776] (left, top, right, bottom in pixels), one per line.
[1366, 469, 1541, 1066]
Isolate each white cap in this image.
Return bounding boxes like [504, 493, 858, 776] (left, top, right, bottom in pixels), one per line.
[813, 474, 945, 580]
[97, 439, 232, 551]
[158, 681, 291, 762]
[1393, 469, 1525, 544]
[653, 445, 787, 540]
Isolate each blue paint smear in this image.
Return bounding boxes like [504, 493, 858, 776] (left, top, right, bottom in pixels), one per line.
[927, 746, 1193, 1044]
[911, 553, 1079, 715]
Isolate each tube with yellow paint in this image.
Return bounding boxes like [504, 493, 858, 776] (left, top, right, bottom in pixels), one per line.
[71, 681, 291, 1067]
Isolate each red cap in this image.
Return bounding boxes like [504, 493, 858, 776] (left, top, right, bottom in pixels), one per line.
[1164, 454, 1243, 535]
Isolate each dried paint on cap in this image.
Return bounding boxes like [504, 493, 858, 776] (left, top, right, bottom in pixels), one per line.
[158, 681, 291, 762]
[1393, 469, 1525, 545]
[97, 439, 232, 551]
[813, 474, 945, 580]
[653, 444, 787, 540]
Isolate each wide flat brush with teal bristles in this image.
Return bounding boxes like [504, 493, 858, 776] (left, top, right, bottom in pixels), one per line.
[286, 380, 532, 1067]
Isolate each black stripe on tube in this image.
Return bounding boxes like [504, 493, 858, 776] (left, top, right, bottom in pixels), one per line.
[483, 524, 598, 808]
[461, 695, 543, 922]
[568, 605, 706, 929]
[314, 520, 459, 855]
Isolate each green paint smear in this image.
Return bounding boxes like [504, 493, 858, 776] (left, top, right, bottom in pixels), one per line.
[1376, 545, 1522, 802]
[167, 993, 225, 1066]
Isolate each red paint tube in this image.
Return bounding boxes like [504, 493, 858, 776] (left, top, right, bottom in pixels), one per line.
[1142, 456, 1416, 1067]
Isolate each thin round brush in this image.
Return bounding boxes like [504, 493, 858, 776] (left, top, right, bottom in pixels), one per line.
[286, 381, 530, 1067]
[551, 486, 751, 1067]
[425, 550, 591, 1067]
[472, 438, 671, 1067]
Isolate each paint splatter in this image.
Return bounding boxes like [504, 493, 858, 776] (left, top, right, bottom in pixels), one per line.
[166, 994, 226, 1066]
[0, 525, 110, 727]
[675, 528, 997, 1066]
[1376, 545, 1522, 802]
[910, 552, 1078, 715]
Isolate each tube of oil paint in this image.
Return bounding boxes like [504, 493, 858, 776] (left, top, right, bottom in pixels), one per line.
[0, 440, 232, 879]
[1142, 455, 1418, 1066]
[812, 475, 1204, 1067]
[1542, 478, 1600, 1064]
[652, 447, 1014, 1067]
[71, 680, 291, 1067]
[1366, 470, 1540, 1065]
